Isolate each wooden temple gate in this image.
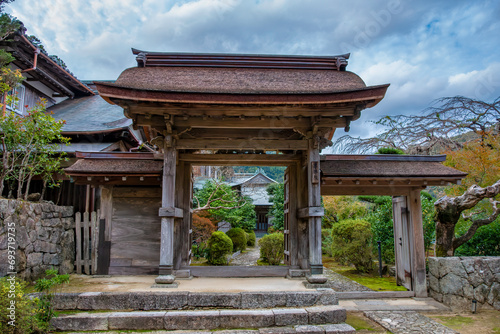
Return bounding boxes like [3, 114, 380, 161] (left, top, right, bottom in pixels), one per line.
[63, 50, 466, 297]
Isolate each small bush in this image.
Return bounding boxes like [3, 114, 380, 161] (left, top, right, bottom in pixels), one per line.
[0, 276, 42, 334]
[321, 228, 333, 256]
[192, 242, 209, 259]
[376, 147, 404, 155]
[331, 219, 373, 273]
[259, 233, 284, 265]
[207, 231, 233, 265]
[246, 230, 256, 247]
[226, 228, 247, 252]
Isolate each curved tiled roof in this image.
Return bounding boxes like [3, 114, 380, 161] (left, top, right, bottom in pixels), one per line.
[48, 95, 131, 134]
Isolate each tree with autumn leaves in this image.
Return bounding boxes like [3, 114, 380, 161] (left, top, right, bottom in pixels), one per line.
[335, 95, 500, 256]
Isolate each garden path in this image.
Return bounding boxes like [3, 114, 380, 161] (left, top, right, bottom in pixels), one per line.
[229, 239, 261, 266]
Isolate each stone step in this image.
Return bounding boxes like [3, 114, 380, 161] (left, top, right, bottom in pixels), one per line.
[50, 305, 349, 332]
[61, 323, 356, 334]
[42, 290, 338, 311]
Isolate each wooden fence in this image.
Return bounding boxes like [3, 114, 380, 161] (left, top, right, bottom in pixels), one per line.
[75, 211, 100, 275]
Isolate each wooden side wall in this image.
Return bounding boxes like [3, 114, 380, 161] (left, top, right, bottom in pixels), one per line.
[108, 186, 162, 275]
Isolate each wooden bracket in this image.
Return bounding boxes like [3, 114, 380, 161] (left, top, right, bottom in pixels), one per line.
[159, 207, 184, 218]
[297, 207, 324, 218]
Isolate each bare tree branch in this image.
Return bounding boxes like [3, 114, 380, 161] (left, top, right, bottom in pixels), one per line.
[333, 95, 500, 154]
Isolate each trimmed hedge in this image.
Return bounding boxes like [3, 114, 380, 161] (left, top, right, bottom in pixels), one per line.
[259, 233, 284, 265]
[207, 231, 233, 265]
[246, 230, 256, 247]
[331, 219, 373, 273]
[226, 228, 247, 252]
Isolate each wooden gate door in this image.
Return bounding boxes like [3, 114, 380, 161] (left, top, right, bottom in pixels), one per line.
[392, 196, 412, 290]
[283, 167, 291, 265]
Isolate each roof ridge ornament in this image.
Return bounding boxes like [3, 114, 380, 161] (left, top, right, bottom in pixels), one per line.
[131, 48, 350, 70]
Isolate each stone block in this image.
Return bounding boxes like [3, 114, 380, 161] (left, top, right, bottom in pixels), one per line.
[307, 275, 328, 284]
[484, 257, 500, 275]
[320, 324, 356, 334]
[132, 291, 188, 310]
[16, 226, 29, 249]
[273, 308, 308, 326]
[427, 257, 439, 277]
[439, 257, 467, 278]
[241, 292, 287, 308]
[259, 327, 296, 334]
[474, 284, 490, 304]
[43, 253, 59, 265]
[52, 293, 79, 309]
[50, 313, 109, 331]
[78, 292, 103, 310]
[443, 294, 470, 311]
[287, 292, 319, 307]
[109, 311, 165, 330]
[487, 282, 500, 306]
[317, 290, 338, 305]
[305, 306, 345, 325]
[188, 292, 241, 308]
[440, 273, 466, 296]
[164, 310, 220, 330]
[428, 274, 440, 292]
[294, 325, 325, 333]
[429, 290, 443, 303]
[27, 252, 43, 267]
[219, 309, 275, 329]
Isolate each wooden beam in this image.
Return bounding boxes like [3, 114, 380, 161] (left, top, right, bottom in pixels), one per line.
[321, 186, 414, 196]
[297, 206, 325, 218]
[176, 139, 308, 150]
[179, 153, 300, 165]
[158, 207, 184, 218]
[307, 139, 323, 274]
[171, 116, 346, 129]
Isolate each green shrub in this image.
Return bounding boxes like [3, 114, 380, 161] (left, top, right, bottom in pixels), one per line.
[226, 228, 247, 252]
[331, 219, 373, 273]
[0, 276, 42, 334]
[455, 220, 500, 256]
[376, 147, 404, 155]
[259, 233, 284, 265]
[321, 228, 333, 256]
[207, 231, 233, 265]
[246, 230, 256, 247]
[34, 269, 69, 330]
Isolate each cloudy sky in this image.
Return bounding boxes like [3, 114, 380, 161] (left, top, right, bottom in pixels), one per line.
[7, 0, 500, 141]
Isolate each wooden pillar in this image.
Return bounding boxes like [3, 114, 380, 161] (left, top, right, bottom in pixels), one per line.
[99, 185, 113, 242]
[173, 161, 184, 270]
[408, 189, 427, 297]
[288, 163, 299, 267]
[296, 158, 309, 269]
[307, 139, 323, 275]
[158, 142, 177, 278]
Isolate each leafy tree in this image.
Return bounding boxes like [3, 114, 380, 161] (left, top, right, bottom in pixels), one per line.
[322, 195, 368, 229]
[193, 179, 256, 231]
[331, 219, 373, 273]
[267, 182, 284, 230]
[1, 100, 69, 199]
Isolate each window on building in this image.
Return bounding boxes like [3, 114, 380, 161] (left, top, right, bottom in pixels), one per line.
[6, 85, 26, 115]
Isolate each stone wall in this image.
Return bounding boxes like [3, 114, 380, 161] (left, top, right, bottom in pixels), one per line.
[428, 256, 500, 311]
[0, 199, 75, 281]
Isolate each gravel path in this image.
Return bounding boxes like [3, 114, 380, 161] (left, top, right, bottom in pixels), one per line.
[364, 311, 459, 334]
[321, 266, 373, 292]
[229, 241, 261, 266]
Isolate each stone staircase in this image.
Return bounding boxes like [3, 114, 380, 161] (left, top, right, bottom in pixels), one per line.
[47, 290, 356, 333]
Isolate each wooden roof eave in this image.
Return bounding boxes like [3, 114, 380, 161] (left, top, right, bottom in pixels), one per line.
[94, 81, 389, 107]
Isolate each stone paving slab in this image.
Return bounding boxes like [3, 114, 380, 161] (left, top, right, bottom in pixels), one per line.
[339, 297, 451, 312]
[51, 305, 347, 332]
[364, 311, 459, 334]
[47, 290, 337, 310]
[61, 324, 356, 334]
